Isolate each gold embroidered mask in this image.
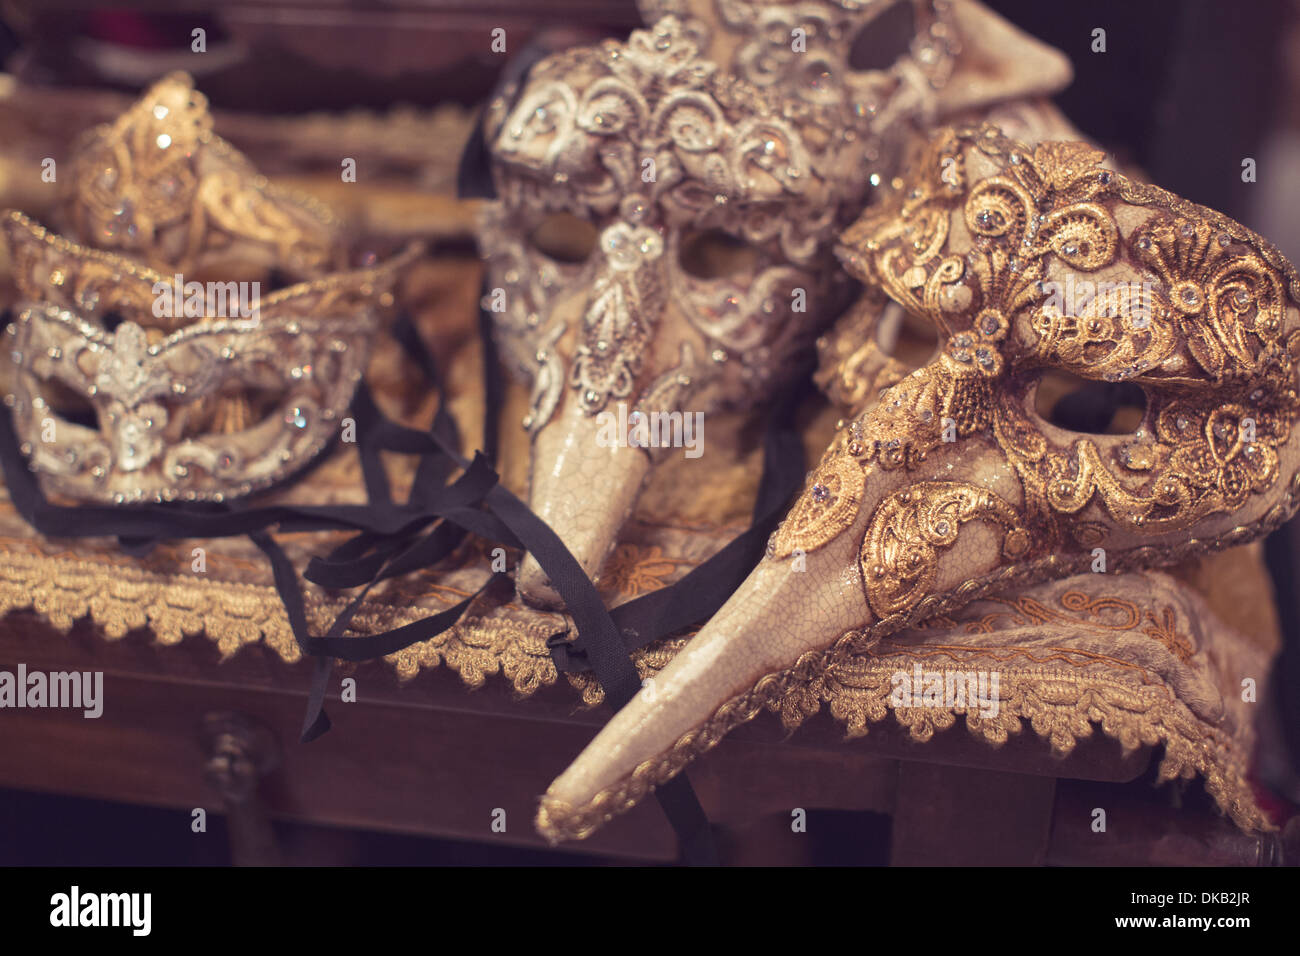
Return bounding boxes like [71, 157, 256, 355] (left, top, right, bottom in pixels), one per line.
[534, 124, 1300, 842]
[59, 72, 346, 280]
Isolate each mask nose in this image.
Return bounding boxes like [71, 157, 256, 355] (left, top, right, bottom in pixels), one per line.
[516, 220, 668, 608]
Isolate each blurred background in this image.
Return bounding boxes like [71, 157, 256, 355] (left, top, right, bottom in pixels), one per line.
[0, 0, 1295, 865]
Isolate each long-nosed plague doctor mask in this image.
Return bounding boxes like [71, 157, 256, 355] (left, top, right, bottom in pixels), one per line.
[537, 124, 1300, 841]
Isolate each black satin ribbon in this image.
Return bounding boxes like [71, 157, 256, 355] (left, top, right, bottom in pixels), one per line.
[456, 38, 561, 203]
[547, 380, 810, 673]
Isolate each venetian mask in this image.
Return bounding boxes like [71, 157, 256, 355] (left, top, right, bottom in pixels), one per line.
[536, 124, 1300, 840]
[2, 211, 414, 504]
[59, 72, 346, 281]
[479, 0, 973, 605]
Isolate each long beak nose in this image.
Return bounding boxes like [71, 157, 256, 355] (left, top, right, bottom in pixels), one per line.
[516, 394, 653, 608]
[536, 416, 1025, 841]
[537, 496, 875, 840]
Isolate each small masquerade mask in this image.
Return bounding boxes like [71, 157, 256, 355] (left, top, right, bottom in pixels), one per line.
[59, 72, 346, 280]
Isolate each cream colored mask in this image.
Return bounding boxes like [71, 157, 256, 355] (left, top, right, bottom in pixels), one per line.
[478, 0, 975, 605]
[2, 211, 412, 504]
[538, 124, 1300, 840]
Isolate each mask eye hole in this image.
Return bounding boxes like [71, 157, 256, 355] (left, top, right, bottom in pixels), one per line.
[878, 302, 940, 368]
[1036, 371, 1148, 435]
[36, 382, 97, 430]
[184, 387, 292, 438]
[848, 0, 918, 72]
[528, 212, 599, 264]
[100, 310, 126, 333]
[677, 229, 760, 280]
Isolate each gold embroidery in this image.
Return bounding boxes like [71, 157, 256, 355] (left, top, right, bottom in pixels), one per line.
[600, 543, 685, 597]
[861, 481, 1027, 616]
[769, 454, 864, 558]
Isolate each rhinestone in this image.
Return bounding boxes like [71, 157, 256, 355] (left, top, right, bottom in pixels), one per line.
[979, 314, 999, 336]
[954, 333, 973, 348]
[156, 133, 172, 149]
[1250, 389, 1264, 401]
[1217, 233, 1231, 247]
[711, 349, 727, 363]
[847, 441, 864, 456]
[1233, 290, 1250, 307]
[1180, 224, 1195, 237]
[583, 390, 599, 404]
[619, 196, 648, 223]
[1063, 244, 1079, 257]
[1136, 236, 1151, 250]
[976, 347, 995, 368]
[952, 348, 971, 363]
[935, 520, 951, 535]
[46, 347, 61, 360]
[811, 483, 831, 503]
[285, 408, 308, 429]
[1099, 171, 1112, 185]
